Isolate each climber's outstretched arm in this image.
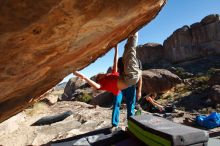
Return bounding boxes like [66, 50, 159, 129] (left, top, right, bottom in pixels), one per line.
[73, 71, 101, 89]
[112, 45, 118, 73]
[146, 96, 164, 112]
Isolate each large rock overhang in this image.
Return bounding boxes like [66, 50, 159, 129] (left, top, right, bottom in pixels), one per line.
[0, 0, 166, 122]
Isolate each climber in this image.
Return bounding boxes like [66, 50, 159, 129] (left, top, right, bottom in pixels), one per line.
[111, 57, 142, 128]
[144, 93, 165, 112]
[74, 32, 142, 96]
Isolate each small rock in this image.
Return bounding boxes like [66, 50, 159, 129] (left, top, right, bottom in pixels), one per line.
[201, 108, 207, 114]
[216, 104, 220, 108]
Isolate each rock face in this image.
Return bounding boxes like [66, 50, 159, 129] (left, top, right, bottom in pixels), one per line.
[164, 14, 220, 63]
[142, 69, 182, 94]
[136, 43, 164, 66]
[61, 77, 86, 101]
[0, 0, 166, 122]
[136, 14, 220, 66]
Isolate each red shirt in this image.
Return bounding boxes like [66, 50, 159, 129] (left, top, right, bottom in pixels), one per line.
[98, 71, 120, 95]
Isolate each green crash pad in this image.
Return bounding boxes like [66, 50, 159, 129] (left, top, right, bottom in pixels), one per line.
[128, 114, 209, 146]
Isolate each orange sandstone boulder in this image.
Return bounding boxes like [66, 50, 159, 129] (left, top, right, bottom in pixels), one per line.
[0, 0, 166, 122]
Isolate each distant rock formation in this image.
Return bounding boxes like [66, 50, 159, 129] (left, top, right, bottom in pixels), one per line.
[137, 14, 220, 66]
[137, 43, 164, 66]
[54, 82, 67, 91]
[0, 0, 166, 122]
[164, 14, 220, 63]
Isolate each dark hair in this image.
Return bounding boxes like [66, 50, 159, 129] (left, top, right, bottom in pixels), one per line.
[96, 73, 105, 82]
[118, 57, 124, 74]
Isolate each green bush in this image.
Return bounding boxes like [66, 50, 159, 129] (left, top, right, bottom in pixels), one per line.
[78, 93, 92, 103]
[175, 67, 188, 78]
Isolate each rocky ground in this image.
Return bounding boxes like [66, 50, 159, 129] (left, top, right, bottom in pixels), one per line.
[0, 100, 128, 146]
[160, 55, 220, 113]
[0, 95, 219, 146]
[0, 56, 220, 146]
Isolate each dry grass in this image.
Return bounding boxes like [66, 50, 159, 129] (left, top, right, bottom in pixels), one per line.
[25, 102, 49, 116]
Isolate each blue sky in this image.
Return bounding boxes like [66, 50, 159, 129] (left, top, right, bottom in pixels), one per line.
[61, 0, 220, 83]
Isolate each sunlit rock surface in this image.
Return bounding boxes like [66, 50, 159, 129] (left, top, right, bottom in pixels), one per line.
[0, 0, 166, 122]
[136, 14, 220, 66]
[137, 43, 164, 65]
[163, 14, 220, 63]
[142, 69, 182, 94]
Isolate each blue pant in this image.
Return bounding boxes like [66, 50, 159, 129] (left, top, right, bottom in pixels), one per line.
[112, 85, 136, 127]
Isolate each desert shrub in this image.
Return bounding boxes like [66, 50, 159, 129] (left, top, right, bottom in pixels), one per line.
[78, 93, 92, 103]
[174, 67, 189, 79]
[25, 102, 49, 116]
[207, 68, 220, 76]
[165, 95, 173, 99]
[194, 76, 209, 83]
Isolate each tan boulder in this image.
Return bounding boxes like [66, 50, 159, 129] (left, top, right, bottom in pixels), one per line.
[142, 69, 182, 94]
[0, 0, 166, 122]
